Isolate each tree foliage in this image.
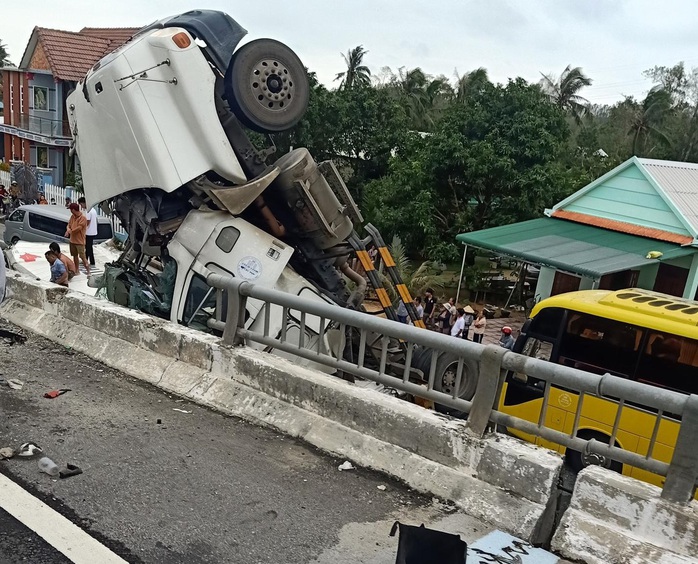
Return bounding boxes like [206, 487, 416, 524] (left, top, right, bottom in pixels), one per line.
[268, 51, 698, 263]
[334, 45, 371, 90]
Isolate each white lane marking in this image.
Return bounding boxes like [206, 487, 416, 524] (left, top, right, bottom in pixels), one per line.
[0, 473, 128, 564]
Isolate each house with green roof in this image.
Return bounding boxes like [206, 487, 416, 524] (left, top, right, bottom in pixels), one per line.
[456, 157, 698, 301]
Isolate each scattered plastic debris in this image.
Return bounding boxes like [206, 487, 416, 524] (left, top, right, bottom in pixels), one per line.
[172, 408, 192, 414]
[377, 485, 387, 491]
[0, 447, 15, 459]
[7, 379, 24, 390]
[38, 457, 59, 477]
[338, 461, 355, 471]
[59, 463, 83, 479]
[43, 389, 71, 399]
[17, 442, 42, 457]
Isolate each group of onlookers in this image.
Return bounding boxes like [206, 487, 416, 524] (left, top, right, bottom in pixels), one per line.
[44, 197, 99, 286]
[396, 287, 516, 350]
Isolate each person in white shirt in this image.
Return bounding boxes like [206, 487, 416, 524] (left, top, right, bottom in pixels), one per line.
[450, 308, 466, 337]
[78, 196, 98, 267]
[414, 296, 424, 319]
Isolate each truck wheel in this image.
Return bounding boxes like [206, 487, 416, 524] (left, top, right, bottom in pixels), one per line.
[433, 353, 479, 417]
[225, 39, 309, 133]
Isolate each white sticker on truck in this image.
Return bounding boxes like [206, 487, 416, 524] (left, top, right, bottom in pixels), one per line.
[237, 256, 262, 280]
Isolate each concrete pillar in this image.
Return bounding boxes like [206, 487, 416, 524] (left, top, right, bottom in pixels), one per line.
[682, 253, 698, 300]
[534, 267, 555, 300]
[579, 277, 595, 290]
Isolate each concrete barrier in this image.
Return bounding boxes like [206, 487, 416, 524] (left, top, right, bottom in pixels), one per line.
[2, 273, 563, 540]
[552, 466, 698, 564]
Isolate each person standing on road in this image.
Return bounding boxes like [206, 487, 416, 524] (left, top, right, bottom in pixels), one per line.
[0, 184, 7, 215]
[462, 305, 475, 340]
[472, 311, 486, 343]
[423, 288, 436, 329]
[65, 203, 90, 276]
[79, 197, 98, 266]
[45, 251, 69, 287]
[498, 326, 515, 350]
[396, 299, 408, 323]
[450, 308, 466, 338]
[413, 296, 424, 319]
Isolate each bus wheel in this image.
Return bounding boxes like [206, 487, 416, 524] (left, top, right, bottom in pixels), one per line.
[566, 431, 622, 474]
[433, 353, 478, 417]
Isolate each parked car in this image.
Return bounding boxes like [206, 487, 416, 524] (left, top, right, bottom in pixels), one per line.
[4, 204, 113, 246]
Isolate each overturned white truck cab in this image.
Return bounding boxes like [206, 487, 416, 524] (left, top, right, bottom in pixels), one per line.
[67, 10, 471, 401]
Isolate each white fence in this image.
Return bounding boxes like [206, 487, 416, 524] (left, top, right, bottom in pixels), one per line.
[0, 170, 126, 238]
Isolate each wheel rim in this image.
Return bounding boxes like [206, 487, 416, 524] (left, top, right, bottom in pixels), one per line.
[250, 58, 295, 113]
[581, 451, 613, 469]
[440, 361, 468, 397]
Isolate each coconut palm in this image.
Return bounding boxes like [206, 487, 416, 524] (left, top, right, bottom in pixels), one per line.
[334, 45, 371, 90]
[455, 67, 490, 102]
[385, 67, 451, 131]
[628, 87, 673, 155]
[0, 41, 10, 67]
[385, 236, 451, 301]
[540, 65, 592, 122]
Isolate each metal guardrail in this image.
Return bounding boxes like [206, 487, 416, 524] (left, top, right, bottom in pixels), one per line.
[206, 274, 698, 505]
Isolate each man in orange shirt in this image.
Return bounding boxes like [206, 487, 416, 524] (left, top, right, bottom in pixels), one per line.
[65, 203, 90, 276]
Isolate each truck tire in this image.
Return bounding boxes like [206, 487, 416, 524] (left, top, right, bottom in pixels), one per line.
[225, 39, 309, 133]
[433, 353, 479, 417]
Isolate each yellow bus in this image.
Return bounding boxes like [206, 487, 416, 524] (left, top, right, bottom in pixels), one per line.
[498, 288, 698, 488]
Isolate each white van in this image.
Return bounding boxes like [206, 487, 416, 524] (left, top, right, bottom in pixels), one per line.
[4, 204, 113, 245]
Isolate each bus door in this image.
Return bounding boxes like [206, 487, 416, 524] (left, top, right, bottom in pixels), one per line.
[501, 308, 567, 451]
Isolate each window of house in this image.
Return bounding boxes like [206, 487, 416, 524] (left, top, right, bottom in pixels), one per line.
[36, 146, 48, 168]
[33, 86, 48, 111]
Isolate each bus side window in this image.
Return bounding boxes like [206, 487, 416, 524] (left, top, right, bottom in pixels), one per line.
[558, 313, 642, 378]
[637, 332, 698, 395]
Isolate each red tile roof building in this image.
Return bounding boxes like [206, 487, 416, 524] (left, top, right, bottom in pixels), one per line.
[2, 25, 140, 184]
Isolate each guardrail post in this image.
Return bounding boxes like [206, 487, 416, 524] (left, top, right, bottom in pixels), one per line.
[466, 344, 507, 438]
[662, 394, 698, 504]
[221, 279, 248, 347]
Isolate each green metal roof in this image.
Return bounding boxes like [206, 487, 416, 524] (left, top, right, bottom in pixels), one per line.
[456, 218, 697, 279]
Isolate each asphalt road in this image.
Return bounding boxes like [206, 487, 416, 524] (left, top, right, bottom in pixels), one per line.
[0, 327, 497, 563]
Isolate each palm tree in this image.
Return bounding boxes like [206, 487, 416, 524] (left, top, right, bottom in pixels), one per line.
[384, 67, 451, 131]
[540, 65, 592, 122]
[454, 67, 490, 102]
[334, 45, 371, 90]
[0, 41, 10, 67]
[628, 87, 673, 155]
[386, 236, 451, 300]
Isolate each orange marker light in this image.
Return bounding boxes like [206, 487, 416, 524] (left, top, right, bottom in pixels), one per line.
[172, 32, 191, 49]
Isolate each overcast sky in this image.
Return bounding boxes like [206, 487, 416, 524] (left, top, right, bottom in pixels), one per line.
[3, 0, 698, 105]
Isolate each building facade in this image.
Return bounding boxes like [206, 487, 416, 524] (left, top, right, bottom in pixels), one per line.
[457, 157, 698, 301]
[1, 26, 138, 188]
